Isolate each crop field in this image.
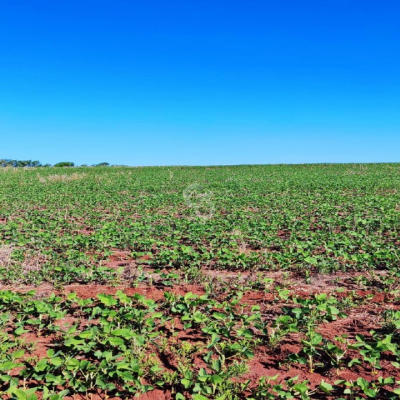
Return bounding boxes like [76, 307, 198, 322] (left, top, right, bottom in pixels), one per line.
[0, 164, 400, 399]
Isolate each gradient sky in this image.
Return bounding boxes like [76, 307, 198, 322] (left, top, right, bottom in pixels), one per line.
[1, 1, 399, 166]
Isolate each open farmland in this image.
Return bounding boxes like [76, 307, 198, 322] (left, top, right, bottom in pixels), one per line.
[0, 164, 400, 399]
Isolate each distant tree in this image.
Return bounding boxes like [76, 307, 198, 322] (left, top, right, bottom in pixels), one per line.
[94, 162, 110, 167]
[6, 160, 17, 167]
[54, 162, 75, 167]
[20, 160, 42, 167]
[0, 159, 43, 167]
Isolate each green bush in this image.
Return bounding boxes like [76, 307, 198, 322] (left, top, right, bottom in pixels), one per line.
[53, 162, 75, 167]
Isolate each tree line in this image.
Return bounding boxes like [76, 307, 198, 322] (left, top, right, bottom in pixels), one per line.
[0, 160, 110, 168]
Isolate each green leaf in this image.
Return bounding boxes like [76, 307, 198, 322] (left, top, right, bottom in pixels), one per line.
[181, 378, 192, 389]
[356, 377, 369, 390]
[210, 375, 224, 384]
[319, 380, 333, 393]
[348, 358, 361, 367]
[311, 333, 323, 345]
[192, 395, 209, 400]
[364, 388, 377, 398]
[111, 329, 135, 339]
[14, 326, 29, 336]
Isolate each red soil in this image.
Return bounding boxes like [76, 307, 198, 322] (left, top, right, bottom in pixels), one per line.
[3, 269, 399, 399]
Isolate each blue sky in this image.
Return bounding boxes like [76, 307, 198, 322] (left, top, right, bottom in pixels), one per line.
[1, 1, 399, 166]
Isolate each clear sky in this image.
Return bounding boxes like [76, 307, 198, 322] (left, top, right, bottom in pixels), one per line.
[1, 1, 399, 166]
